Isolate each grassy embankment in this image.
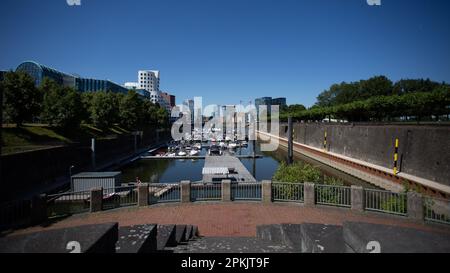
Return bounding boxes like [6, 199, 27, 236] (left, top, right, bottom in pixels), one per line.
[1, 123, 131, 155]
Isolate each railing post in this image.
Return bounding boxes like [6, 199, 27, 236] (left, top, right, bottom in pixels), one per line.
[138, 183, 149, 207]
[262, 180, 272, 203]
[351, 186, 364, 212]
[90, 187, 103, 213]
[181, 180, 191, 203]
[407, 191, 424, 222]
[31, 194, 48, 225]
[304, 183, 315, 207]
[148, 188, 157, 205]
[222, 180, 232, 202]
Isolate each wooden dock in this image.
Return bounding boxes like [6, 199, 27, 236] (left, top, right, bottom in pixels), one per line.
[202, 155, 257, 182]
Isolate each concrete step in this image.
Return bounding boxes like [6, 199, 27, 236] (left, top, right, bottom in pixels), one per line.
[157, 225, 176, 250]
[257, 224, 345, 253]
[175, 225, 187, 244]
[115, 224, 157, 253]
[192, 226, 199, 238]
[171, 237, 294, 253]
[280, 224, 303, 252]
[0, 223, 119, 253]
[300, 223, 345, 253]
[256, 224, 284, 244]
[185, 225, 193, 241]
[343, 222, 450, 253]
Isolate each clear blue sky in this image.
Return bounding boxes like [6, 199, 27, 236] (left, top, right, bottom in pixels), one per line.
[1, 0, 449, 107]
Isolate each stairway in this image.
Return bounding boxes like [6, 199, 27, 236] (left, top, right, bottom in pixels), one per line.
[256, 222, 450, 253]
[2, 221, 449, 253]
[115, 224, 200, 253]
[114, 221, 450, 253]
[170, 237, 294, 253]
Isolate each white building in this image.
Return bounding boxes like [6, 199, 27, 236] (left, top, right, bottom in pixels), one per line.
[138, 70, 161, 103]
[124, 82, 140, 89]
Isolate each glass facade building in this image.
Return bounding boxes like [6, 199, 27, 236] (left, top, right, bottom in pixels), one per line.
[272, 97, 287, 108]
[16, 61, 76, 87]
[255, 96, 287, 120]
[16, 61, 128, 94]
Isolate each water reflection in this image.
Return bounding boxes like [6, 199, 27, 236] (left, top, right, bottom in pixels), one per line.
[119, 141, 380, 189]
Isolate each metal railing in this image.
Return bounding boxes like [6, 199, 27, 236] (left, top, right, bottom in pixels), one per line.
[102, 186, 138, 210]
[364, 189, 407, 216]
[47, 190, 91, 218]
[231, 182, 262, 201]
[191, 183, 222, 201]
[272, 182, 304, 202]
[424, 197, 450, 225]
[315, 184, 351, 208]
[0, 199, 32, 229]
[150, 183, 181, 203]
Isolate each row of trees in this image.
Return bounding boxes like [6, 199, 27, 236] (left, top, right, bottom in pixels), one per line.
[281, 76, 450, 122]
[1, 71, 169, 130]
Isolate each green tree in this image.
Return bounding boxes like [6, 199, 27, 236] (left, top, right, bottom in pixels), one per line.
[40, 78, 84, 128]
[2, 71, 42, 125]
[118, 90, 143, 130]
[89, 91, 120, 129]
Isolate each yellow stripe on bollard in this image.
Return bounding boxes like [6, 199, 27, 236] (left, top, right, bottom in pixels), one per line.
[393, 138, 399, 175]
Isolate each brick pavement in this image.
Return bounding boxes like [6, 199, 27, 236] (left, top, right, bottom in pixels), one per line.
[7, 202, 450, 237]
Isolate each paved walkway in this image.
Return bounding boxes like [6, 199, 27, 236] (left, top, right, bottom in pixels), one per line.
[8, 203, 450, 237]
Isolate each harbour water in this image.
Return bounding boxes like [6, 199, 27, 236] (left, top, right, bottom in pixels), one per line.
[119, 141, 381, 189]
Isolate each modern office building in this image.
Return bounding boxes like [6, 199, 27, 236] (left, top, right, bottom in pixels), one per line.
[183, 99, 195, 124]
[15, 61, 128, 94]
[138, 70, 160, 92]
[124, 82, 151, 100]
[124, 82, 140, 89]
[138, 70, 163, 105]
[272, 97, 287, 108]
[161, 92, 176, 113]
[76, 78, 129, 93]
[255, 96, 287, 120]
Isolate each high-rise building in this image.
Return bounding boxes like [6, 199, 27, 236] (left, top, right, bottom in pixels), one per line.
[183, 99, 195, 124]
[138, 70, 161, 103]
[161, 92, 176, 113]
[255, 96, 287, 120]
[272, 97, 287, 108]
[138, 70, 160, 92]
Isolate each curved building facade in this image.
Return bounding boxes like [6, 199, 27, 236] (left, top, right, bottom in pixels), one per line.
[16, 61, 76, 87]
[16, 61, 128, 94]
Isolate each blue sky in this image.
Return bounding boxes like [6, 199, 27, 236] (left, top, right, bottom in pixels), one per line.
[1, 0, 449, 107]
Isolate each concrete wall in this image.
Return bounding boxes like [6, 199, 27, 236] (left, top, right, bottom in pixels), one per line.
[278, 123, 450, 186]
[1, 129, 170, 202]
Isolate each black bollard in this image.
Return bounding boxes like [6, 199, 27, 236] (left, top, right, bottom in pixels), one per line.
[288, 117, 293, 164]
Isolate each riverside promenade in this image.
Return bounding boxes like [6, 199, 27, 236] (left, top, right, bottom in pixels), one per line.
[7, 203, 450, 238]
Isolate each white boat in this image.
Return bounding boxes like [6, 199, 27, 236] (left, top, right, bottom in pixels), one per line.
[228, 142, 238, 149]
[178, 151, 187, 156]
[189, 149, 199, 156]
[167, 153, 176, 157]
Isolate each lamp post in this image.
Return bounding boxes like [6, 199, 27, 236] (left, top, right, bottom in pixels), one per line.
[69, 165, 75, 179]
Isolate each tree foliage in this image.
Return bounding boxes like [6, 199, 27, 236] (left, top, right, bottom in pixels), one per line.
[1, 72, 171, 131]
[2, 71, 42, 125]
[40, 78, 83, 128]
[282, 76, 450, 122]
